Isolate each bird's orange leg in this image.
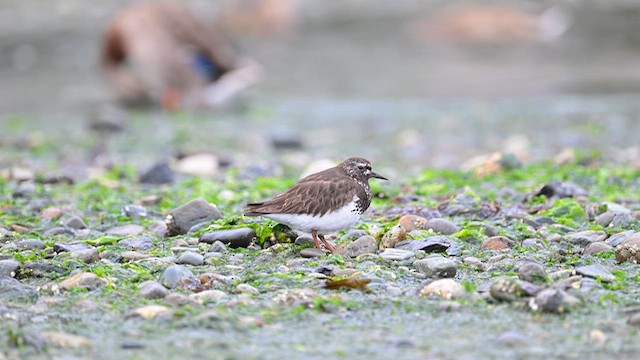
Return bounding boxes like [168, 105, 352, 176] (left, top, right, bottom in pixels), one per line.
[318, 234, 335, 253]
[311, 230, 321, 249]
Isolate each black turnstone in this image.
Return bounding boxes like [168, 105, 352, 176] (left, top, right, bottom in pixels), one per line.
[243, 157, 387, 252]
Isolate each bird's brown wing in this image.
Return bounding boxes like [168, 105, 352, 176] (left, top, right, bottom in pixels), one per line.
[244, 176, 355, 217]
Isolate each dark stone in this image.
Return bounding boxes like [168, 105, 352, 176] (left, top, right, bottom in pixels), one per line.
[199, 228, 255, 248]
[166, 199, 222, 236]
[139, 161, 175, 185]
[300, 248, 326, 258]
[395, 236, 451, 253]
[271, 133, 303, 149]
[536, 181, 587, 198]
[15, 239, 45, 250]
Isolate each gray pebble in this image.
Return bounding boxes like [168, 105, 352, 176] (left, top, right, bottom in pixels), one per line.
[12, 182, 36, 198]
[607, 231, 636, 247]
[294, 235, 314, 247]
[379, 248, 415, 261]
[176, 251, 204, 266]
[395, 235, 451, 253]
[342, 229, 368, 241]
[200, 228, 255, 248]
[165, 198, 222, 236]
[70, 248, 99, 264]
[209, 241, 228, 253]
[138, 280, 169, 299]
[0, 276, 38, 303]
[159, 265, 196, 289]
[139, 161, 175, 185]
[122, 205, 147, 220]
[43, 227, 76, 237]
[518, 261, 548, 284]
[300, 248, 326, 258]
[575, 264, 615, 282]
[565, 230, 607, 246]
[595, 211, 615, 227]
[118, 236, 153, 251]
[425, 218, 459, 235]
[106, 224, 144, 236]
[463, 257, 486, 271]
[64, 216, 88, 230]
[54, 242, 93, 253]
[342, 235, 377, 258]
[413, 255, 457, 278]
[15, 239, 45, 250]
[583, 242, 612, 256]
[0, 259, 21, 277]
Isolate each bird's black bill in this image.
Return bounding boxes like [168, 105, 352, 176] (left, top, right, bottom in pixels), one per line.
[370, 171, 388, 180]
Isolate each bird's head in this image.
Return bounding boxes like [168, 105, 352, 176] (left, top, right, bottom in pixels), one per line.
[341, 157, 388, 181]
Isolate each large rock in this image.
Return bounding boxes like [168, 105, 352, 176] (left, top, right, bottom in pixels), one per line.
[199, 228, 254, 248]
[342, 235, 377, 257]
[166, 199, 222, 236]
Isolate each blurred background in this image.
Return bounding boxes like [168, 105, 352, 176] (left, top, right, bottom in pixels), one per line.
[1, 0, 640, 177]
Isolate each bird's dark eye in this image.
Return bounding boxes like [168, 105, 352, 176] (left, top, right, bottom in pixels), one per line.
[357, 164, 366, 170]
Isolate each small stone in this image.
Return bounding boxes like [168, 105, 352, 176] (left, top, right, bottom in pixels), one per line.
[43, 227, 75, 237]
[159, 265, 195, 289]
[148, 220, 168, 237]
[41, 207, 62, 220]
[122, 205, 147, 219]
[616, 234, 640, 263]
[10, 224, 30, 234]
[342, 229, 368, 241]
[166, 199, 222, 236]
[379, 248, 415, 261]
[419, 279, 465, 299]
[294, 235, 315, 247]
[425, 218, 459, 235]
[64, 216, 87, 230]
[518, 261, 548, 284]
[611, 213, 638, 228]
[0, 276, 38, 302]
[174, 153, 219, 177]
[490, 278, 525, 302]
[22, 261, 64, 277]
[120, 251, 152, 262]
[41, 331, 93, 348]
[190, 290, 226, 304]
[481, 236, 511, 250]
[342, 235, 377, 258]
[15, 238, 45, 250]
[608, 231, 635, 247]
[59, 272, 106, 291]
[199, 228, 255, 248]
[565, 230, 607, 247]
[138, 281, 169, 299]
[0, 260, 21, 277]
[130, 305, 171, 319]
[462, 257, 486, 271]
[105, 224, 144, 236]
[300, 248, 326, 258]
[53, 242, 93, 253]
[139, 161, 175, 184]
[574, 264, 615, 282]
[70, 248, 99, 264]
[176, 251, 204, 266]
[236, 283, 260, 295]
[379, 224, 406, 249]
[398, 215, 428, 232]
[136, 195, 161, 206]
[209, 240, 228, 253]
[583, 242, 612, 256]
[164, 293, 197, 307]
[13, 182, 36, 197]
[118, 236, 153, 251]
[595, 212, 615, 227]
[531, 288, 578, 314]
[628, 313, 640, 327]
[413, 255, 457, 278]
[273, 288, 317, 306]
[521, 238, 538, 247]
[395, 236, 451, 253]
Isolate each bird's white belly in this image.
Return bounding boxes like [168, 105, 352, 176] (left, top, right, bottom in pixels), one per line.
[265, 200, 361, 235]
